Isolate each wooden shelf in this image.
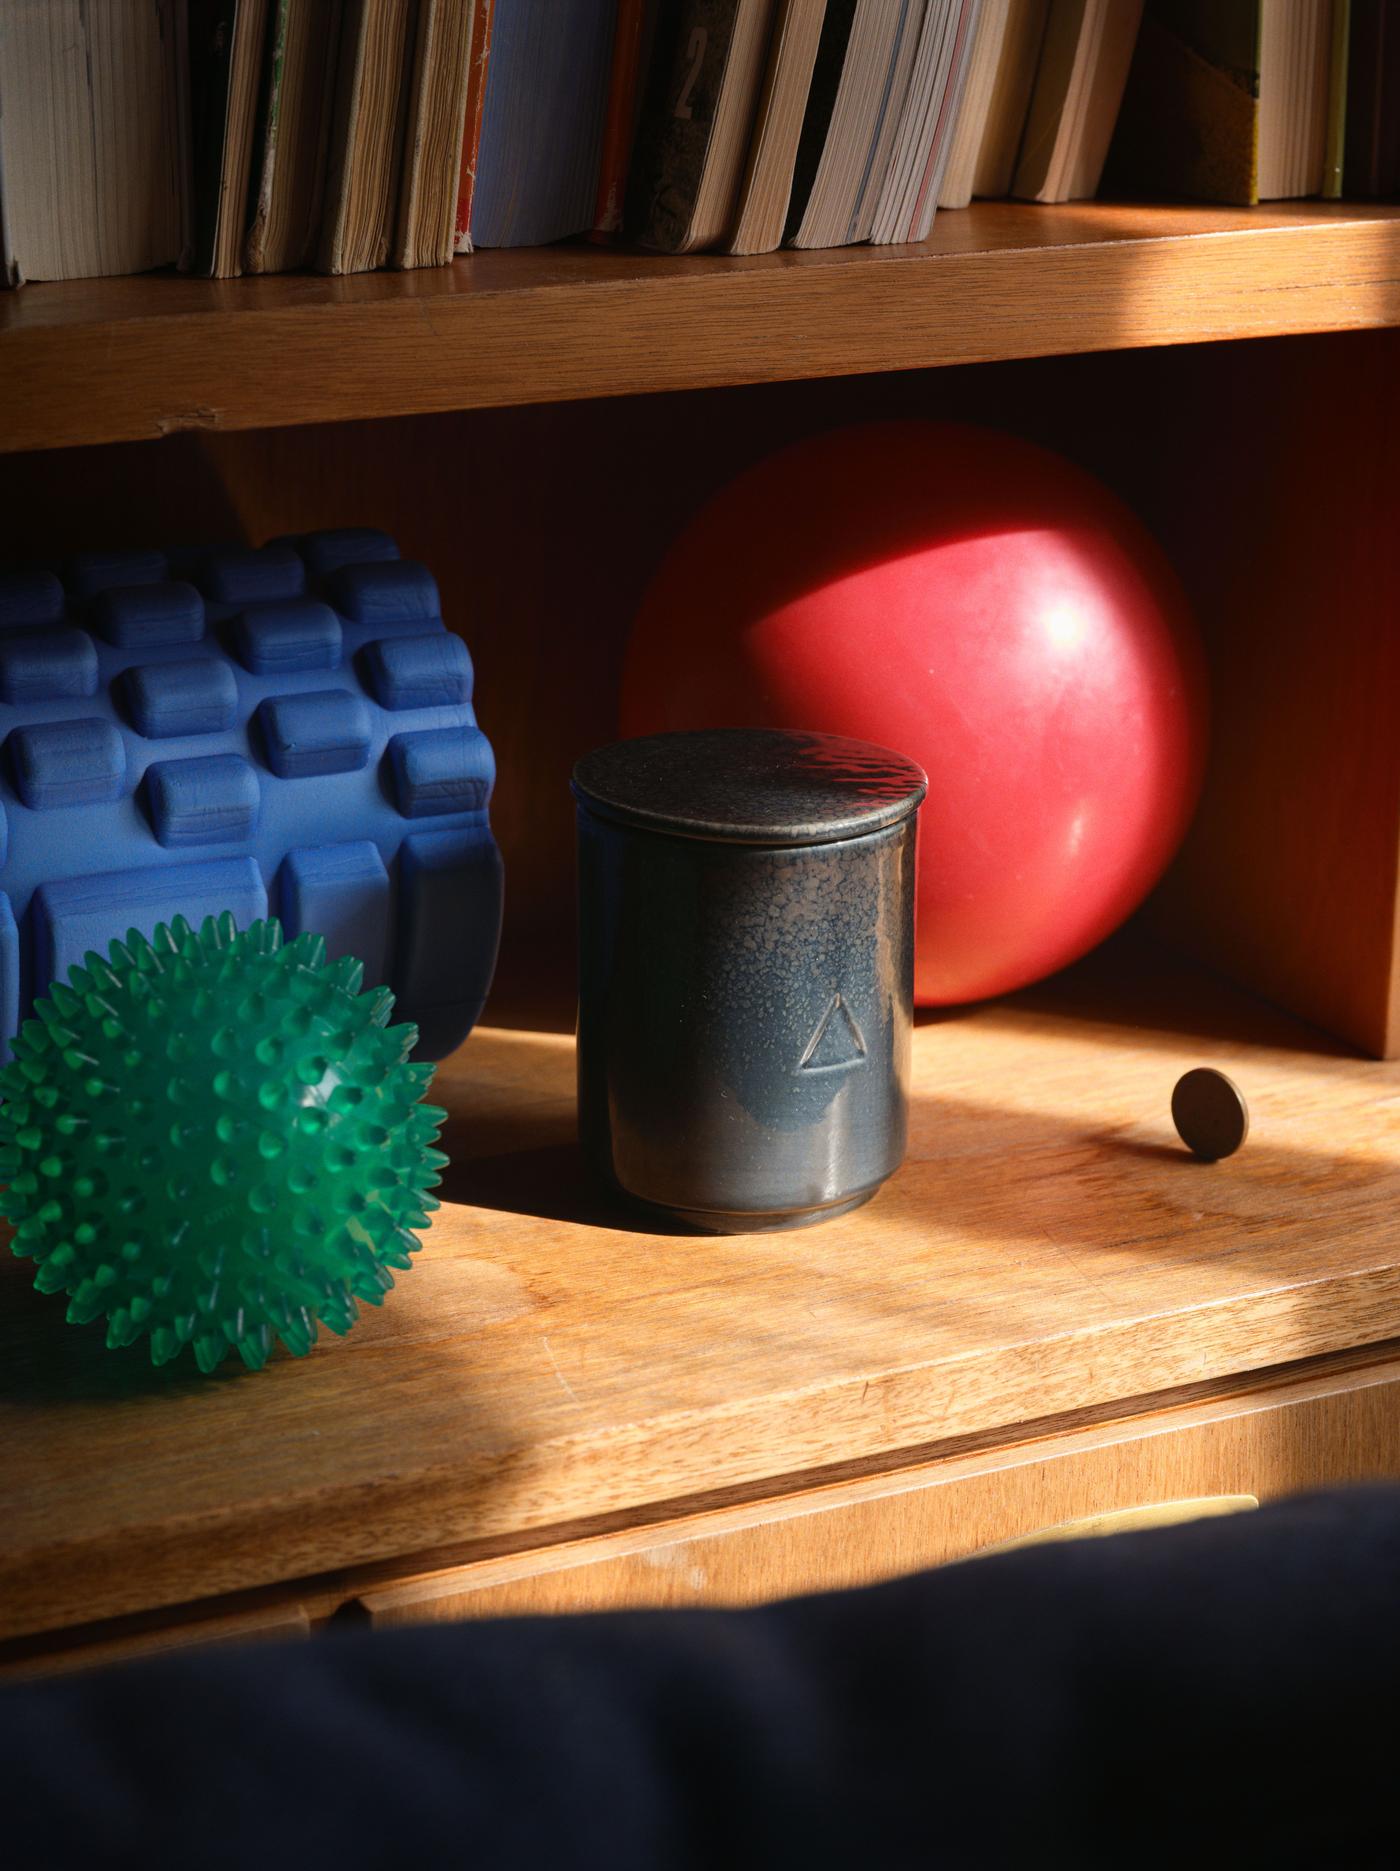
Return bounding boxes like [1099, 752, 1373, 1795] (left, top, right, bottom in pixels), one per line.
[3, 940, 1398, 1646]
[3, 200, 1399, 454]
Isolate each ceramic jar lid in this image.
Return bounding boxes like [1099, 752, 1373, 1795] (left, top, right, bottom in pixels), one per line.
[571, 728, 927, 847]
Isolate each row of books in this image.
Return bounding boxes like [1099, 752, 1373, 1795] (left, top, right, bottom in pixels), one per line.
[1, 1, 1396, 287]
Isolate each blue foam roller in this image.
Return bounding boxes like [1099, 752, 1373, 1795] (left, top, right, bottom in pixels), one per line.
[0, 893, 18, 1044]
[65, 548, 168, 600]
[11, 718, 124, 809]
[388, 724, 495, 820]
[0, 571, 65, 630]
[258, 690, 372, 779]
[397, 828, 505, 1060]
[0, 628, 99, 704]
[126, 659, 238, 738]
[326, 560, 439, 627]
[146, 753, 261, 848]
[34, 858, 268, 1003]
[282, 526, 399, 579]
[94, 581, 206, 649]
[0, 530, 503, 1061]
[281, 841, 390, 988]
[233, 600, 342, 675]
[366, 633, 473, 711]
[198, 544, 306, 606]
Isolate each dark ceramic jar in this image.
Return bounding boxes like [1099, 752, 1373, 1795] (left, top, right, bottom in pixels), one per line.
[573, 728, 927, 1232]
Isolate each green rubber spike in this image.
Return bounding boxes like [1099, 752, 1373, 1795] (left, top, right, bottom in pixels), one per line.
[0, 913, 448, 1374]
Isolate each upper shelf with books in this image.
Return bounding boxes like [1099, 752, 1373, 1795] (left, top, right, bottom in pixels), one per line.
[3, 199, 1399, 456]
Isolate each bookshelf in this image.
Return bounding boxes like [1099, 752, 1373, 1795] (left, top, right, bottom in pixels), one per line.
[1, 201, 1398, 452]
[1, 203, 1399, 1675]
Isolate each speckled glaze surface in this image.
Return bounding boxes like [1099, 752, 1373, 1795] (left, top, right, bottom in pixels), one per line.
[573, 730, 926, 1232]
[573, 727, 928, 845]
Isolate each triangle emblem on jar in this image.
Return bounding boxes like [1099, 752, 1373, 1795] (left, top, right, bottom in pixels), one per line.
[799, 993, 867, 1073]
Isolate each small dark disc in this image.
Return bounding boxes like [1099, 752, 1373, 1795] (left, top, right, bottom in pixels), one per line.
[1171, 1068, 1249, 1161]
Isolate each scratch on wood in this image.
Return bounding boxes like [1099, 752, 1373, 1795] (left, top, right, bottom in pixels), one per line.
[541, 1335, 581, 1407]
[155, 407, 224, 436]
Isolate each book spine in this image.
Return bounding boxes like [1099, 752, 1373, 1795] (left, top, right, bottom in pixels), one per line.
[396, 0, 475, 266]
[299, 0, 347, 265]
[782, 0, 857, 243]
[937, 0, 1006, 210]
[188, 0, 240, 277]
[590, 0, 651, 238]
[452, 0, 495, 252]
[1014, 0, 1143, 202]
[0, 71, 19, 286]
[394, 0, 436, 266]
[972, 0, 1048, 197]
[626, 0, 742, 253]
[725, 0, 827, 254]
[244, 0, 290, 271]
[1322, 1, 1350, 198]
[368, 0, 418, 269]
[173, 0, 197, 272]
[317, 0, 368, 272]
[908, 0, 982, 239]
[846, 0, 923, 247]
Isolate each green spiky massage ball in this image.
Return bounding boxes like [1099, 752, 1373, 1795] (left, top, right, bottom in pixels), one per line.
[0, 914, 448, 1373]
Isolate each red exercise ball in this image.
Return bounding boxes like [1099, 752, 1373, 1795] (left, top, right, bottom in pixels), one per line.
[621, 421, 1207, 1006]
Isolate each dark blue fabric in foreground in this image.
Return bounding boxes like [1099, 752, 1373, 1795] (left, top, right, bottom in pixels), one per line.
[5, 1485, 1400, 1870]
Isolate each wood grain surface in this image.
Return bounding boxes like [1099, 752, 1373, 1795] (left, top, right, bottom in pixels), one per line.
[359, 1353, 1400, 1625]
[2, 201, 1399, 453]
[1, 940, 1397, 1644]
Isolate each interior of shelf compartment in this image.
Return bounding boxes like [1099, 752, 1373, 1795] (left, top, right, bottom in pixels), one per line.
[428, 319, 1396, 1064]
[1, 323, 1396, 1057]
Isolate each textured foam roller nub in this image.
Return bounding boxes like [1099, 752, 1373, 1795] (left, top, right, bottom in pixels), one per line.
[0, 913, 448, 1374]
[389, 727, 493, 817]
[199, 546, 307, 606]
[326, 561, 440, 625]
[286, 527, 399, 579]
[65, 549, 168, 600]
[366, 633, 473, 710]
[94, 582, 206, 648]
[281, 842, 390, 990]
[0, 571, 65, 629]
[259, 691, 372, 778]
[234, 600, 342, 674]
[126, 660, 239, 738]
[11, 719, 124, 809]
[146, 754, 261, 848]
[34, 859, 266, 1001]
[0, 629, 99, 703]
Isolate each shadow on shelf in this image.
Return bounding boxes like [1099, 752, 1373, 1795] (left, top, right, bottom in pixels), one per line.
[430, 1070, 1398, 1269]
[477, 942, 578, 1036]
[0, 1261, 247, 1405]
[441, 1138, 680, 1236]
[917, 931, 1356, 1063]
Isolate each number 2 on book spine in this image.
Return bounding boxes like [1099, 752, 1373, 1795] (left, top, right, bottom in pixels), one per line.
[674, 28, 707, 120]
